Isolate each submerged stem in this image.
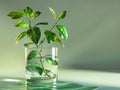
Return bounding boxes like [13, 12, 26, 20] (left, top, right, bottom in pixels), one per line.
[39, 45, 51, 77]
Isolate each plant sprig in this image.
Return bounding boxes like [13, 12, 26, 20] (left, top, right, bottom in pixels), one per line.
[7, 6, 68, 47]
[7, 6, 68, 78]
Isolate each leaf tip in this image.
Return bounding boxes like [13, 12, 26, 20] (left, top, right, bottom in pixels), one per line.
[62, 44, 65, 48]
[48, 6, 56, 20]
[15, 41, 18, 46]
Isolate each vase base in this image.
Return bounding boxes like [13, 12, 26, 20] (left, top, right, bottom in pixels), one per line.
[26, 77, 56, 83]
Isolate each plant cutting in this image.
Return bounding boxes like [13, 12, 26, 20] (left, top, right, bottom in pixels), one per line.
[7, 6, 68, 83]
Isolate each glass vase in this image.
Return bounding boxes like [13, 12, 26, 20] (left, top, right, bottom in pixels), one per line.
[25, 46, 58, 84]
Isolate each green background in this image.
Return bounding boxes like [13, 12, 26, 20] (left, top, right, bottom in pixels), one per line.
[0, 0, 120, 75]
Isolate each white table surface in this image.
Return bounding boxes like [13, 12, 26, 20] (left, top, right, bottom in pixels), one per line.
[0, 69, 120, 89]
[58, 69, 120, 90]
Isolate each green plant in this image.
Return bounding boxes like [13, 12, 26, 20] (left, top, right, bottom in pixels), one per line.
[7, 6, 68, 78]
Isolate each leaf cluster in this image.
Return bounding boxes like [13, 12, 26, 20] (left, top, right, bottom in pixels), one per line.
[7, 6, 68, 47]
[7, 6, 68, 77]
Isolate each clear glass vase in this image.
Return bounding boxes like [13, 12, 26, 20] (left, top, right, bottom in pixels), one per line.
[25, 46, 58, 84]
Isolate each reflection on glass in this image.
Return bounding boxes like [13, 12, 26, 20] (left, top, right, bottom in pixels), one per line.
[0, 79, 97, 90]
[25, 47, 58, 84]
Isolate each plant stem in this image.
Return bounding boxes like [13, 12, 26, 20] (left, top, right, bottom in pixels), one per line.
[28, 18, 32, 29]
[37, 20, 59, 78]
[38, 45, 51, 77]
[39, 21, 58, 46]
[49, 21, 58, 31]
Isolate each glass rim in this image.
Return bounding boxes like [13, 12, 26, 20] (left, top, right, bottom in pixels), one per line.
[25, 46, 58, 49]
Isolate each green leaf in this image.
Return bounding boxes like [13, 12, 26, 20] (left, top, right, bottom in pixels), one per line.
[56, 24, 68, 40]
[24, 6, 33, 18]
[52, 60, 58, 65]
[27, 50, 39, 60]
[46, 58, 58, 65]
[44, 30, 64, 47]
[35, 67, 51, 75]
[24, 42, 34, 47]
[34, 22, 48, 26]
[15, 31, 27, 45]
[27, 63, 39, 67]
[7, 10, 24, 19]
[15, 20, 29, 28]
[26, 63, 40, 73]
[49, 7, 56, 20]
[46, 58, 53, 64]
[58, 11, 67, 20]
[31, 11, 41, 18]
[56, 38, 64, 47]
[45, 69, 51, 73]
[35, 67, 43, 75]
[27, 27, 41, 44]
[44, 30, 56, 43]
